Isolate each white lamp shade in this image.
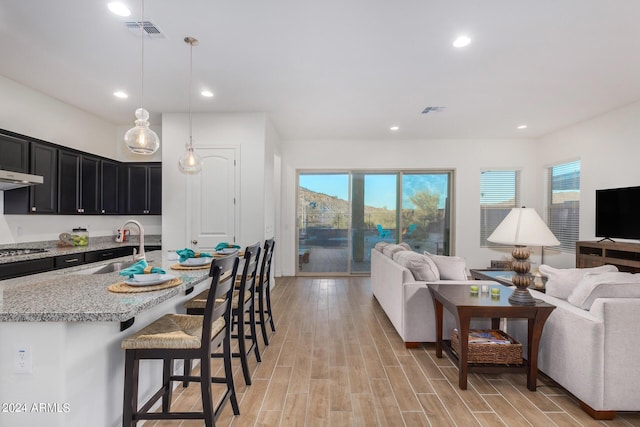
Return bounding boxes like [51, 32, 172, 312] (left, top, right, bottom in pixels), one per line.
[487, 207, 560, 247]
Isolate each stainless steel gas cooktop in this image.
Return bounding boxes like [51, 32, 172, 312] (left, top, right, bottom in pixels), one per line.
[0, 248, 48, 257]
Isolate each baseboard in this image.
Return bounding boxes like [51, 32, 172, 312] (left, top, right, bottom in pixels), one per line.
[578, 401, 616, 420]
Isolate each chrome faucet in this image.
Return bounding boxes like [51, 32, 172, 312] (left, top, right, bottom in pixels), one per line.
[119, 220, 146, 262]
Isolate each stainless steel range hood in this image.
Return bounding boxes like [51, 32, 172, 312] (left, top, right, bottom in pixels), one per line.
[0, 169, 44, 190]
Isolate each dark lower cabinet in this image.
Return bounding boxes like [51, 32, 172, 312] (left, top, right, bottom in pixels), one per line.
[0, 258, 54, 280]
[84, 247, 132, 263]
[54, 253, 86, 269]
[0, 246, 158, 280]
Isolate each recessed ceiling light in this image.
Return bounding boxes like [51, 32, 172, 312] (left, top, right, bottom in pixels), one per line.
[453, 35, 471, 48]
[108, 2, 131, 17]
[113, 91, 128, 99]
[201, 90, 214, 98]
[390, 126, 400, 131]
[517, 124, 528, 129]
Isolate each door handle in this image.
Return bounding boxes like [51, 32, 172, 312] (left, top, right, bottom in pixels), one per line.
[191, 240, 198, 245]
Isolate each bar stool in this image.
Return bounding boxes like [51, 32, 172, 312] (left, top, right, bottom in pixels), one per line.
[185, 242, 262, 385]
[255, 239, 276, 345]
[121, 254, 239, 427]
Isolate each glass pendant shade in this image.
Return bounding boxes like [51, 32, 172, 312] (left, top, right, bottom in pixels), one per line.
[124, 108, 160, 154]
[178, 143, 202, 174]
[178, 36, 203, 174]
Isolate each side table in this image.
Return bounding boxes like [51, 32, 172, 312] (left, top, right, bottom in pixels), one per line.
[428, 284, 555, 391]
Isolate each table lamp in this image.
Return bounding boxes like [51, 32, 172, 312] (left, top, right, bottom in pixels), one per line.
[487, 207, 560, 305]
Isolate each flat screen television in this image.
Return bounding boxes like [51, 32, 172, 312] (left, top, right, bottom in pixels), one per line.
[595, 186, 640, 240]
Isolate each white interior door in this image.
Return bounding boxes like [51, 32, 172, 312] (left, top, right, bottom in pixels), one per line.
[190, 147, 238, 251]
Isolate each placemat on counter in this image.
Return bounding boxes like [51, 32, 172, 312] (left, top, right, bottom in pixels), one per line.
[170, 263, 211, 270]
[108, 277, 183, 293]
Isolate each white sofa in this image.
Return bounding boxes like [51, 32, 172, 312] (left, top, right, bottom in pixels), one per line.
[371, 246, 493, 346]
[508, 269, 640, 419]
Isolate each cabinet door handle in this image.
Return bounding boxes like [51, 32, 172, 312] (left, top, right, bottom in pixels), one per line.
[191, 240, 198, 245]
[31, 207, 37, 212]
[65, 258, 79, 263]
[101, 253, 113, 258]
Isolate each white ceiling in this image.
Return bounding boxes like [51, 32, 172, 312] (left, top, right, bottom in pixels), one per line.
[1, 0, 640, 141]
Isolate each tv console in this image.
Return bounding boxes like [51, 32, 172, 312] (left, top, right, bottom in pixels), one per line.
[576, 241, 640, 273]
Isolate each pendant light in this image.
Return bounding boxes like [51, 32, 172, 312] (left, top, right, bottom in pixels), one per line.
[123, 0, 160, 155]
[178, 36, 203, 174]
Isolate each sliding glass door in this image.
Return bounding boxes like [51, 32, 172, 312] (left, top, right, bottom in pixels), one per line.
[297, 170, 453, 275]
[298, 173, 350, 273]
[400, 172, 451, 255]
[351, 173, 397, 273]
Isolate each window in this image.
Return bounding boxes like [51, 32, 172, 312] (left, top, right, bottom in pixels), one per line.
[480, 170, 521, 246]
[548, 160, 580, 252]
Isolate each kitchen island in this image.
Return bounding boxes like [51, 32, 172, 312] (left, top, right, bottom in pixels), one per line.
[0, 249, 212, 427]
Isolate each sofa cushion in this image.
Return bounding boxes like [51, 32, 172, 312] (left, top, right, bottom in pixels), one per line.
[567, 271, 640, 309]
[382, 244, 407, 258]
[424, 253, 467, 280]
[539, 264, 619, 300]
[374, 242, 390, 252]
[394, 251, 440, 282]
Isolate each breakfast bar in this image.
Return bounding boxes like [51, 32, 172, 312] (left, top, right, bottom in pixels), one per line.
[0, 249, 212, 427]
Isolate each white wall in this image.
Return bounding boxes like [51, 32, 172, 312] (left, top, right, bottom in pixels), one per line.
[161, 112, 271, 250]
[280, 138, 539, 276]
[537, 100, 640, 267]
[0, 75, 161, 245]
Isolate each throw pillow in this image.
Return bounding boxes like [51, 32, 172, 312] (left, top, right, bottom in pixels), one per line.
[424, 252, 468, 280]
[394, 251, 440, 282]
[567, 271, 640, 309]
[539, 264, 619, 300]
[382, 244, 407, 258]
[374, 242, 390, 252]
[398, 242, 412, 251]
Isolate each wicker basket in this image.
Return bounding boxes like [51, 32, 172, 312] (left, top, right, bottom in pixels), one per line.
[451, 329, 523, 365]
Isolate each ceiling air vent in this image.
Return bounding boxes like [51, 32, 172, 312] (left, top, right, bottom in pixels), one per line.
[124, 20, 165, 39]
[421, 106, 446, 114]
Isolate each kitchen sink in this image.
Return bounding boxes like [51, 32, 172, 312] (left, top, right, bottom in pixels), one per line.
[92, 261, 137, 274]
[72, 260, 138, 275]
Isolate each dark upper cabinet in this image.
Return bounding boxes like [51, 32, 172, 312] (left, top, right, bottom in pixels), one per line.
[125, 163, 161, 215]
[30, 142, 58, 213]
[0, 131, 29, 173]
[100, 160, 121, 214]
[58, 150, 100, 214]
[4, 141, 58, 214]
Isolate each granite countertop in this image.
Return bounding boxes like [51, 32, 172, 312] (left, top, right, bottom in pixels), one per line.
[0, 249, 211, 322]
[0, 235, 162, 265]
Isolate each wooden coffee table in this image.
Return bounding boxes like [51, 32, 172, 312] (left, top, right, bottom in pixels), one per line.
[428, 284, 555, 391]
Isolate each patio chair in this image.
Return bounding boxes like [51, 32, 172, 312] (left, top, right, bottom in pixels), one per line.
[376, 224, 391, 238]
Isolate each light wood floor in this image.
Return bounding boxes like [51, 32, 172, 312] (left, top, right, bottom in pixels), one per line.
[144, 276, 640, 427]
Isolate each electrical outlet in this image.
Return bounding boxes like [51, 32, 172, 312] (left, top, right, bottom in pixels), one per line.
[15, 347, 32, 374]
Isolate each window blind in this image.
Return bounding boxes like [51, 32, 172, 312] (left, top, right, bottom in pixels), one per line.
[548, 160, 580, 252]
[480, 170, 521, 247]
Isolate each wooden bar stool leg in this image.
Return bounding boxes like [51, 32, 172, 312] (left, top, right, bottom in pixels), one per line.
[182, 358, 192, 387]
[162, 358, 173, 412]
[199, 351, 215, 427]
[224, 332, 240, 415]
[266, 284, 276, 333]
[237, 311, 252, 385]
[122, 351, 139, 427]
[249, 305, 261, 362]
[258, 288, 269, 345]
